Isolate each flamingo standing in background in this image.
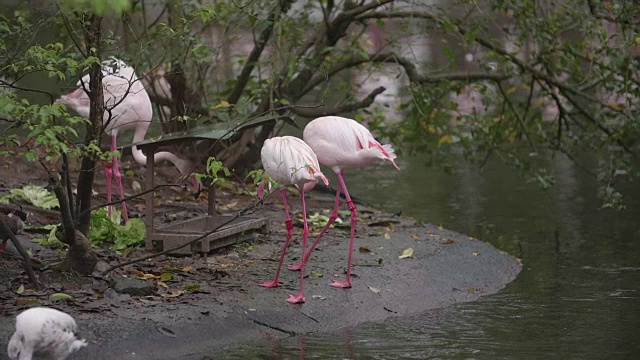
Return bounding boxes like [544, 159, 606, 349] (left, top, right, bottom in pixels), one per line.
[258, 136, 329, 304]
[56, 58, 200, 223]
[289, 116, 399, 288]
[7, 306, 87, 360]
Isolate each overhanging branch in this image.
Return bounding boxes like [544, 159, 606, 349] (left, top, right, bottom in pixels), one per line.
[291, 86, 386, 118]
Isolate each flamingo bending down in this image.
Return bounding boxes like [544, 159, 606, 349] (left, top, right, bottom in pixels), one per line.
[56, 58, 200, 223]
[288, 116, 399, 288]
[258, 136, 329, 304]
[7, 306, 87, 360]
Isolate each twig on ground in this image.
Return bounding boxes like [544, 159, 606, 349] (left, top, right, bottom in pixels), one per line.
[0, 217, 40, 289]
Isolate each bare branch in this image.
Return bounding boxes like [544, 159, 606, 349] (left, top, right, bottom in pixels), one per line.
[291, 86, 386, 118]
[496, 83, 537, 153]
[303, 52, 510, 95]
[228, 0, 296, 104]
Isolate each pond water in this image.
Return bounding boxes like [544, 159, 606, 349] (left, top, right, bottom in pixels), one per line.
[216, 154, 640, 359]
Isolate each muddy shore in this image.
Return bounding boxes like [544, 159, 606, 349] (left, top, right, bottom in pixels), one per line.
[0, 157, 521, 359]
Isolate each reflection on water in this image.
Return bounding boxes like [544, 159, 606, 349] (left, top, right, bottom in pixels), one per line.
[218, 155, 640, 359]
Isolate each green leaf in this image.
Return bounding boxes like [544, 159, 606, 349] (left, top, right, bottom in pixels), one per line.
[33, 225, 66, 248]
[89, 209, 146, 250]
[9, 185, 59, 209]
[184, 284, 202, 292]
[49, 293, 73, 301]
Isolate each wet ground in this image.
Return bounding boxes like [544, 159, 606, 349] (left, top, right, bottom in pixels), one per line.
[0, 155, 521, 359]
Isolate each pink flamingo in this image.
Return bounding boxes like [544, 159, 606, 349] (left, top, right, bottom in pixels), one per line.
[56, 58, 200, 223]
[289, 116, 399, 288]
[258, 136, 329, 303]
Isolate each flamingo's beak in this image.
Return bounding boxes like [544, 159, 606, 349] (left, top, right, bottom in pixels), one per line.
[190, 175, 201, 199]
[257, 184, 264, 200]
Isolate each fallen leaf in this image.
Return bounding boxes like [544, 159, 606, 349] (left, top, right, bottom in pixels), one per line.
[444, 239, 456, 244]
[156, 326, 176, 338]
[132, 180, 142, 192]
[142, 273, 159, 280]
[160, 273, 174, 282]
[410, 233, 420, 240]
[181, 266, 193, 272]
[367, 285, 380, 294]
[157, 281, 168, 288]
[16, 298, 40, 306]
[466, 287, 477, 292]
[49, 293, 73, 302]
[399, 248, 414, 259]
[16, 284, 25, 294]
[384, 233, 391, 240]
[368, 220, 400, 227]
[312, 295, 327, 300]
[184, 284, 202, 292]
[472, 250, 480, 256]
[160, 290, 184, 298]
[310, 271, 323, 278]
[358, 246, 372, 253]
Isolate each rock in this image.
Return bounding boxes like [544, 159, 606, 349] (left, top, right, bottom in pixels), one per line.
[110, 277, 155, 296]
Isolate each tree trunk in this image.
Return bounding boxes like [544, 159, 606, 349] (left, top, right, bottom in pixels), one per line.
[75, 14, 104, 236]
[55, 13, 103, 275]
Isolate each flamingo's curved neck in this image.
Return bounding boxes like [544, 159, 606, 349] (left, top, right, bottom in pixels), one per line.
[129, 124, 190, 176]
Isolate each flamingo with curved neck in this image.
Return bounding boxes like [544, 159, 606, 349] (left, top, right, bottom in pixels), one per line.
[56, 58, 200, 223]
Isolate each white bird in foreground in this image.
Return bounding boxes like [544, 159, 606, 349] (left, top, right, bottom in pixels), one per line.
[7, 307, 87, 360]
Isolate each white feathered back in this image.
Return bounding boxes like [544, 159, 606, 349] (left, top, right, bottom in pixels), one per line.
[261, 136, 329, 192]
[7, 307, 87, 360]
[303, 116, 399, 171]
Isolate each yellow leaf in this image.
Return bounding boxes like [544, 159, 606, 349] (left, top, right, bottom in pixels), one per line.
[142, 273, 159, 280]
[211, 100, 232, 110]
[399, 247, 414, 259]
[132, 180, 142, 192]
[384, 233, 391, 240]
[181, 266, 193, 272]
[16, 284, 25, 294]
[161, 290, 184, 298]
[367, 285, 380, 294]
[606, 102, 625, 111]
[437, 135, 453, 147]
[160, 272, 173, 282]
[506, 86, 518, 95]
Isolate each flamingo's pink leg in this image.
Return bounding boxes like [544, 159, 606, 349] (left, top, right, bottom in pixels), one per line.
[287, 190, 309, 304]
[0, 240, 7, 256]
[110, 136, 129, 223]
[331, 171, 355, 288]
[288, 186, 341, 271]
[105, 137, 115, 219]
[258, 189, 293, 288]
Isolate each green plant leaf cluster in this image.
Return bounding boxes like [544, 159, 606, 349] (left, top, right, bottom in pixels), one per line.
[89, 209, 146, 250]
